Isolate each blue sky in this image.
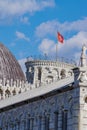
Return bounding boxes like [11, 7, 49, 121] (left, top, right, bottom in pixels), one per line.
[0, 0, 87, 72]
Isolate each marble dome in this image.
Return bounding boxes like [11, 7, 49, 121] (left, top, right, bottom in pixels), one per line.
[0, 43, 25, 82]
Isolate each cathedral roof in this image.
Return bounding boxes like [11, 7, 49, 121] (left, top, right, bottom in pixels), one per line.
[0, 43, 25, 82]
[0, 76, 74, 109]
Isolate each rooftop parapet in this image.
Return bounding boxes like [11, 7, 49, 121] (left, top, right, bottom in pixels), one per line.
[0, 75, 74, 102]
[26, 55, 76, 67]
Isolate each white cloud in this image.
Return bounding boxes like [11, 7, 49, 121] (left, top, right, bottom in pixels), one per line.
[0, 0, 55, 20]
[16, 31, 30, 42]
[35, 18, 87, 38]
[20, 16, 29, 24]
[58, 31, 87, 56]
[35, 20, 58, 38]
[18, 58, 26, 74]
[39, 38, 56, 55]
[38, 31, 87, 63]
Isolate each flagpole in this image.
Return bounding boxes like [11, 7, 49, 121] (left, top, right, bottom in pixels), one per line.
[56, 42, 58, 61]
[56, 31, 64, 61]
[56, 31, 58, 61]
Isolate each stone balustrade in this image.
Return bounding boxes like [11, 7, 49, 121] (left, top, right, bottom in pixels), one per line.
[0, 79, 31, 100]
[0, 73, 74, 100]
[25, 60, 76, 69]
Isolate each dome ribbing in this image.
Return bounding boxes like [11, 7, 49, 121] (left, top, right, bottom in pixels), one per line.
[0, 43, 25, 83]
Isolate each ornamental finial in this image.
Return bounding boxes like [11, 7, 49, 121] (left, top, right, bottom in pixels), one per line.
[80, 44, 87, 67]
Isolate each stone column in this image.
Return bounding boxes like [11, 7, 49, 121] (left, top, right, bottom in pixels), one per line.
[42, 115, 46, 130]
[14, 120, 20, 130]
[17, 121, 20, 130]
[62, 110, 68, 130]
[27, 117, 30, 130]
[7, 123, 9, 130]
[33, 67, 36, 86]
[30, 118, 34, 130]
[10, 123, 14, 130]
[5, 124, 9, 130]
[19, 120, 22, 130]
[79, 105, 84, 130]
[14, 123, 16, 130]
[54, 111, 58, 130]
[58, 69, 61, 79]
[43, 114, 50, 130]
[22, 119, 26, 130]
[38, 116, 42, 130]
[2, 90, 5, 99]
[45, 114, 50, 130]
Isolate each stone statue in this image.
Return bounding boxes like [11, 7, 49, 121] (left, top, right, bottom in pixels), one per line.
[81, 45, 87, 67]
[79, 72, 87, 82]
[83, 45, 87, 54]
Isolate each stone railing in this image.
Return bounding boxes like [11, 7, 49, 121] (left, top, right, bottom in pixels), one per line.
[25, 60, 76, 69]
[26, 55, 76, 65]
[0, 75, 74, 110]
[0, 79, 32, 100]
[0, 73, 74, 101]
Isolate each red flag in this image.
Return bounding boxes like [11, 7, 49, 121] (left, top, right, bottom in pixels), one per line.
[57, 32, 64, 43]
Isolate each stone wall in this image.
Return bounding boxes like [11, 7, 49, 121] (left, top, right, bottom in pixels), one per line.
[79, 86, 87, 130]
[0, 86, 80, 130]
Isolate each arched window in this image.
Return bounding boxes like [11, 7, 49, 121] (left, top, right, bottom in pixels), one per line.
[61, 69, 66, 79]
[5, 89, 11, 98]
[62, 110, 68, 130]
[38, 68, 41, 81]
[12, 90, 16, 95]
[0, 89, 3, 99]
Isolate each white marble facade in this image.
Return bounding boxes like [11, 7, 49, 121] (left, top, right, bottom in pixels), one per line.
[0, 86, 79, 130]
[0, 45, 87, 130]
